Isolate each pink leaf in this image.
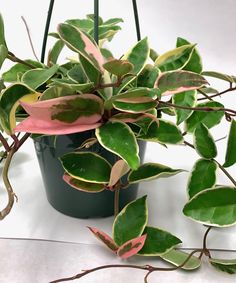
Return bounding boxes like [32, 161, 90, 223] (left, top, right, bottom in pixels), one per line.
[108, 160, 130, 187]
[20, 94, 103, 124]
[117, 234, 147, 259]
[88, 227, 118, 253]
[15, 117, 101, 135]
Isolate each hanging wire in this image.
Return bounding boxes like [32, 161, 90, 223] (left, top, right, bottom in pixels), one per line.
[40, 0, 55, 63]
[132, 0, 141, 41]
[94, 0, 99, 44]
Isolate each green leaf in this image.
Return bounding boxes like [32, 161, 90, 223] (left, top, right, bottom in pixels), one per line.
[183, 187, 236, 226]
[223, 120, 236, 167]
[176, 37, 203, 73]
[58, 23, 104, 73]
[0, 44, 8, 69]
[63, 173, 105, 193]
[113, 37, 150, 95]
[2, 60, 44, 82]
[128, 163, 183, 184]
[48, 79, 94, 93]
[155, 44, 196, 72]
[210, 258, 236, 274]
[113, 98, 157, 114]
[113, 195, 148, 246]
[173, 90, 197, 125]
[66, 18, 94, 32]
[194, 123, 217, 159]
[137, 64, 160, 88]
[185, 101, 224, 133]
[103, 59, 134, 77]
[160, 249, 201, 270]
[60, 152, 111, 183]
[138, 119, 183, 144]
[156, 70, 208, 96]
[67, 64, 87, 83]
[150, 48, 159, 62]
[202, 71, 234, 83]
[100, 48, 113, 59]
[187, 159, 218, 199]
[48, 40, 64, 65]
[40, 85, 75, 101]
[0, 83, 38, 134]
[138, 226, 182, 256]
[96, 121, 140, 170]
[0, 14, 7, 47]
[21, 64, 59, 90]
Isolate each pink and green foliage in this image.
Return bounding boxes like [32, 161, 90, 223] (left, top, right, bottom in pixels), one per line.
[89, 196, 182, 259]
[15, 94, 103, 134]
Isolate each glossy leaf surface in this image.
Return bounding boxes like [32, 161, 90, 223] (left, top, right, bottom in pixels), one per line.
[173, 90, 197, 125]
[58, 23, 104, 73]
[60, 152, 111, 183]
[117, 235, 147, 259]
[210, 258, 236, 274]
[0, 14, 6, 46]
[113, 38, 149, 95]
[137, 64, 160, 88]
[113, 196, 148, 246]
[96, 121, 140, 170]
[108, 160, 130, 187]
[194, 123, 217, 159]
[161, 249, 201, 270]
[21, 65, 59, 89]
[48, 40, 64, 65]
[138, 226, 182, 256]
[155, 44, 195, 72]
[88, 227, 118, 252]
[187, 159, 217, 199]
[138, 120, 183, 144]
[176, 37, 203, 73]
[183, 187, 236, 226]
[103, 59, 133, 77]
[128, 163, 183, 184]
[223, 120, 236, 167]
[156, 70, 207, 96]
[0, 83, 38, 134]
[0, 44, 8, 68]
[202, 71, 234, 83]
[185, 101, 224, 132]
[63, 173, 105, 193]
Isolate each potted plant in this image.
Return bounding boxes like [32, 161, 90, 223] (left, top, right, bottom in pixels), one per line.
[1, 2, 236, 282]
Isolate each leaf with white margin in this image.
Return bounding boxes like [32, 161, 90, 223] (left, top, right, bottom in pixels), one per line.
[138, 226, 182, 256]
[113, 195, 148, 246]
[210, 258, 236, 274]
[128, 163, 184, 184]
[183, 187, 236, 227]
[96, 121, 140, 170]
[108, 160, 130, 187]
[160, 249, 201, 270]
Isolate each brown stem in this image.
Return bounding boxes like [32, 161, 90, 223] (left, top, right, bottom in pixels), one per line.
[214, 160, 236, 187]
[0, 133, 10, 152]
[49, 249, 202, 283]
[114, 188, 120, 217]
[7, 52, 35, 69]
[198, 89, 214, 101]
[16, 133, 31, 150]
[21, 16, 39, 61]
[202, 226, 212, 258]
[159, 101, 236, 116]
[184, 141, 236, 187]
[198, 86, 236, 101]
[0, 148, 17, 220]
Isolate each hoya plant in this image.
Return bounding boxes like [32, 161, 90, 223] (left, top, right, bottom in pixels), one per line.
[0, 5, 236, 282]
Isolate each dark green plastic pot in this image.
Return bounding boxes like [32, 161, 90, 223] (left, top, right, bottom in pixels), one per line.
[34, 131, 146, 218]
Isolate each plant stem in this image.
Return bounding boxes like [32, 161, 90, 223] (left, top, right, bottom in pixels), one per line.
[40, 0, 55, 63]
[49, 249, 202, 283]
[0, 148, 17, 220]
[21, 16, 39, 61]
[0, 133, 10, 152]
[7, 52, 35, 68]
[198, 86, 236, 101]
[184, 140, 236, 187]
[159, 101, 236, 116]
[214, 160, 236, 187]
[114, 188, 120, 217]
[202, 226, 212, 258]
